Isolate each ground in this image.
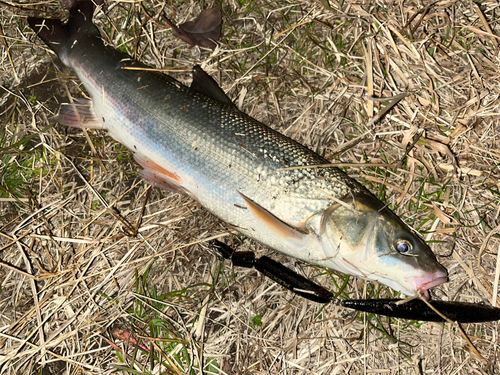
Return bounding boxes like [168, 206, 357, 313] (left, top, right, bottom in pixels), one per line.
[0, 0, 499, 374]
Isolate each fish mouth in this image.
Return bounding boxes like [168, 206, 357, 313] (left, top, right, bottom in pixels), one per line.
[411, 272, 448, 300]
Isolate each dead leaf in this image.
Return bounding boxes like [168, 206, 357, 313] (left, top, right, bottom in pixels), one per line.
[112, 328, 150, 352]
[417, 136, 458, 173]
[432, 202, 459, 225]
[165, 7, 222, 49]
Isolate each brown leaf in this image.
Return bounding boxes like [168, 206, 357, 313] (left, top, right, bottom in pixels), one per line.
[432, 202, 459, 226]
[166, 7, 221, 50]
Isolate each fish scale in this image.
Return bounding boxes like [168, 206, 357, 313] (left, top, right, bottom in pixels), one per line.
[28, 0, 448, 298]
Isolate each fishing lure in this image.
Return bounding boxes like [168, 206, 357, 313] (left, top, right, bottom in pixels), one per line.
[212, 240, 500, 323]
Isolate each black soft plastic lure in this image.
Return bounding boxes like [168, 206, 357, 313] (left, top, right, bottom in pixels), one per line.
[343, 299, 500, 323]
[212, 240, 500, 323]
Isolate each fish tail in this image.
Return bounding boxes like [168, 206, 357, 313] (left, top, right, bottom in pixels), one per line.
[28, 17, 69, 57]
[28, 1, 98, 61]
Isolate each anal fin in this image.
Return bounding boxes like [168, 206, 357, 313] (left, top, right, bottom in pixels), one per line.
[59, 98, 103, 129]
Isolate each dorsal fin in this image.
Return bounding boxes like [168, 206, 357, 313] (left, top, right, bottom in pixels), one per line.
[191, 65, 234, 106]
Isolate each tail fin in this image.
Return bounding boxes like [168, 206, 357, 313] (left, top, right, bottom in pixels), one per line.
[28, 0, 98, 59]
[28, 17, 69, 56]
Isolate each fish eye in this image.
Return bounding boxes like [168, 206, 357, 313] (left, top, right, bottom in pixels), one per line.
[395, 239, 412, 254]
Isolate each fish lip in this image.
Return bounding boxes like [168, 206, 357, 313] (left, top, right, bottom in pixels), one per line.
[412, 273, 448, 301]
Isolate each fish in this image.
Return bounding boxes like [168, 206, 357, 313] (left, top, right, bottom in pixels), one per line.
[28, 0, 448, 300]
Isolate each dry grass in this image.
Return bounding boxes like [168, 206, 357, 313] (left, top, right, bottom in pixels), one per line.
[1, 0, 500, 373]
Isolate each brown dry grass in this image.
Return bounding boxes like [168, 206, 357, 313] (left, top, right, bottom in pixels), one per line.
[1, 0, 500, 374]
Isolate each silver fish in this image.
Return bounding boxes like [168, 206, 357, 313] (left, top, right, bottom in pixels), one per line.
[28, 0, 447, 299]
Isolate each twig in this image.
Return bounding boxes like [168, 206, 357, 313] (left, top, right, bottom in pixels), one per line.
[419, 296, 484, 360]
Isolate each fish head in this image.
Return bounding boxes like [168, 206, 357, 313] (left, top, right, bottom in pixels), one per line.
[319, 193, 448, 299]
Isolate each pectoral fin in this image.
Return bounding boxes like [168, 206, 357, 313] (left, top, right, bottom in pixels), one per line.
[238, 192, 307, 241]
[134, 154, 185, 193]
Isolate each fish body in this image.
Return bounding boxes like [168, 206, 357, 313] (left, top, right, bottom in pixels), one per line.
[28, 1, 447, 298]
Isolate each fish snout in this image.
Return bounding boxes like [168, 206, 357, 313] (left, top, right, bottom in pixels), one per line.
[411, 269, 448, 300]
